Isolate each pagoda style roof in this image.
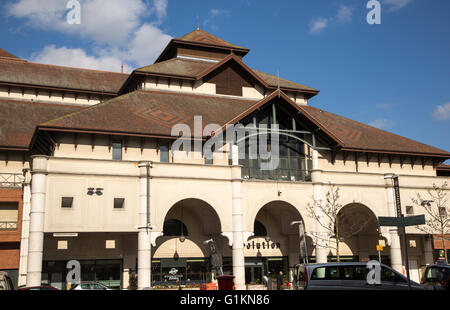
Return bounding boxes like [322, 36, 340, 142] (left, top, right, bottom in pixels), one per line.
[34, 89, 450, 159]
[127, 56, 318, 96]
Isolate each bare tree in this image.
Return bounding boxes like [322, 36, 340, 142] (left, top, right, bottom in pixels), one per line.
[306, 183, 374, 262]
[411, 182, 449, 263]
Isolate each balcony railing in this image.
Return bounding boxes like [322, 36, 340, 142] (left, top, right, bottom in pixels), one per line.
[0, 221, 18, 230]
[0, 173, 24, 188]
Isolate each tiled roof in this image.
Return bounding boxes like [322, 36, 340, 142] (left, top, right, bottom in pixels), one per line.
[0, 48, 20, 60]
[301, 105, 450, 157]
[0, 99, 83, 150]
[40, 90, 259, 138]
[252, 69, 318, 93]
[37, 89, 450, 158]
[135, 57, 318, 93]
[0, 60, 129, 94]
[136, 58, 212, 78]
[176, 29, 248, 50]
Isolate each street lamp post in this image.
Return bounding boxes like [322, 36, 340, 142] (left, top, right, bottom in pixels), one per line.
[291, 221, 308, 264]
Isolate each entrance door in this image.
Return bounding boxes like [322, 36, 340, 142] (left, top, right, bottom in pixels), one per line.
[409, 260, 420, 283]
[245, 262, 264, 284]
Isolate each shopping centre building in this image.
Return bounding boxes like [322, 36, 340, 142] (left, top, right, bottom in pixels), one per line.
[0, 29, 449, 290]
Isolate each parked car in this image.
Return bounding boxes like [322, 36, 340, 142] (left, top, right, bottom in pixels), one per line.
[0, 271, 14, 290]
[421, 264, 450, 290]
[70, 281, 112, 290]
[293, 262, 424, 290]
[18, 285, 59, 290]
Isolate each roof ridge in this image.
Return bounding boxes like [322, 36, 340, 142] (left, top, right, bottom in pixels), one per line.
[176, 29, 247, 50]
[20, 60, 129, 75]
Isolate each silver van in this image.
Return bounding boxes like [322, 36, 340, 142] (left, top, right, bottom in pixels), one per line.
[0, 271, 14, 290]
[293, 262, 424, 290]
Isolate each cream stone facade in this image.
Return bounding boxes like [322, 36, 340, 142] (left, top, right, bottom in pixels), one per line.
[1, 29, 449, 290]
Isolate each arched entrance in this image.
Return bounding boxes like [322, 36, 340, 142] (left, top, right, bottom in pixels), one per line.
[152, 198, 228, 286]
[247, 201, 312, 285]
[335, 203, 382, 263]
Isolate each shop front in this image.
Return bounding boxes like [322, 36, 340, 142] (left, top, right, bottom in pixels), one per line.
[151, 258, 213, 287]
[41, 259, 122, 290]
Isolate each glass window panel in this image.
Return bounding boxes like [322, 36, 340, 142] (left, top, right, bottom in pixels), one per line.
[112, 140, 122, 160]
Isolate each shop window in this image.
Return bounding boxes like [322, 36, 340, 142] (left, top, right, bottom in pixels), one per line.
[61, 197, 74, 209]
[112, 140, 122, 160]
[254, 221, 267, 237]
[163, 219, 188, 237]
[406, 205, 414, 215]
[114, 198, 125, 209]
[0, 202, 18, 230]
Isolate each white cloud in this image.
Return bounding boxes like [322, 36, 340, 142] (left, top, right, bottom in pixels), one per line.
[115, 23, 172, 67]
[203, 8, 231, 30]
[152, 0, 168, 22]
[6, 0, 151, 45]
[369, 118, 395, 129]
[383, 0, 413, 12]
[309, 17, 328, 34]
[30, 45, 132, 72]
[433, 103, 450, 121]
[336, 5, 353, 24]
[6, 0, 173, 72]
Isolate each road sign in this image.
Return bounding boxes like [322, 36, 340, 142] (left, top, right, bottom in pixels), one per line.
[378, 215, 426, 227]
[376, 245, 383, 251]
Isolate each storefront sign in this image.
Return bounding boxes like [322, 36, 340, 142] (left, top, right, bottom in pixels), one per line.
[245, 240, 281, 250]
[164, 268, 183, 281]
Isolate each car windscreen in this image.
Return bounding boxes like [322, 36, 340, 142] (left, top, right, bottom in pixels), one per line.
[425, 267, 449, 281]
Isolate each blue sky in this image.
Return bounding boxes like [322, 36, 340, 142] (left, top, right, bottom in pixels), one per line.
[1, 0, 449, 157]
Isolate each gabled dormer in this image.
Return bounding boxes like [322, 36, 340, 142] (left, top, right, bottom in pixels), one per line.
[155, 29, 250, 63]
[119, 29, 319, 103]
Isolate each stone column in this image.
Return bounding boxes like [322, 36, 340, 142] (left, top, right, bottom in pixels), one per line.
[311, 150, 327, 263]
[137, 164, 151, 290]
[231, 144, 246, 290]
[423, 235, 434, 266]
[18, 169, 31, 287]
[384, 175, 403, 273]
[26, 156, 48, 287]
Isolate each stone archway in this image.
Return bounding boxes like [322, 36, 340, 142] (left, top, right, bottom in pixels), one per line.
[152, 198, 229, 285]
[335, 203, 381, 262]
[247, 200, 312, 285]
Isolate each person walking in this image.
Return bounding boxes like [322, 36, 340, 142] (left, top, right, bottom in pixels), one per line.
[277, 271, 283, 290]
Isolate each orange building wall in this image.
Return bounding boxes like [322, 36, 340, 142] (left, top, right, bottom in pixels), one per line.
[0, 188, 23, 269]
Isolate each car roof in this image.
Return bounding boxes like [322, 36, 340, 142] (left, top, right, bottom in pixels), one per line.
[300, 262, 388, 267]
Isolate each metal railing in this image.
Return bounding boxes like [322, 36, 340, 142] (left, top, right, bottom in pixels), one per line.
[0, 221, 18, 230]
[0, 173, 24, 188]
